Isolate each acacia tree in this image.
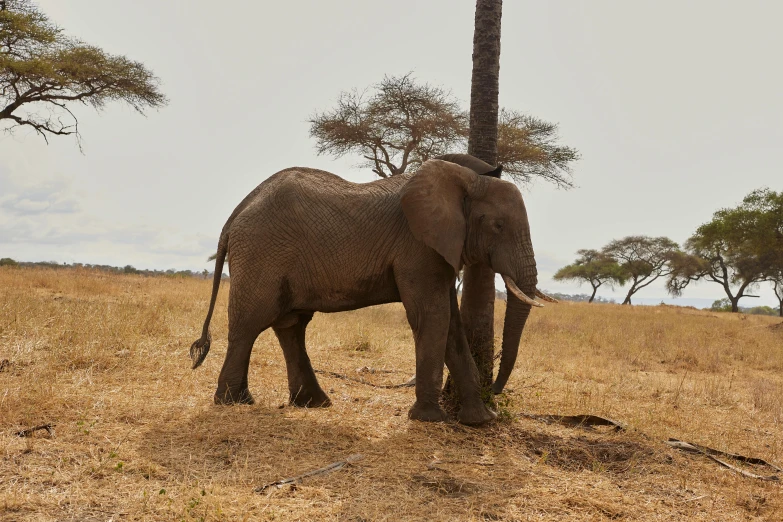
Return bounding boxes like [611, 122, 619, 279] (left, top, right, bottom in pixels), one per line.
[553, 249, 627, 303]
[309, 74, 578, 185]
[0, 0, 166, 146]
[309, 74, 466, 178]
[497, 109, 578, 188]
[754, 189, 783, 317]
[669, 189, 783, 313]
[603, 236, 679, 305]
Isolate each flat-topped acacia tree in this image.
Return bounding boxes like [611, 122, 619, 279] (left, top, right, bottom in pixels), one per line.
[309, 74, 578, 186]
[554, 249, 627, 303]
[603, 236, 680, 305]
[668, 189, 783, 313]
[0, 0, 166, 146]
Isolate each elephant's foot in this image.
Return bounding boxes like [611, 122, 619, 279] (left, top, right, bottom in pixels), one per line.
[408, 401, 449, 423]
[214, 386, 255, 405]
[457, 403, 497, 426]
[289, 385, 332, 408]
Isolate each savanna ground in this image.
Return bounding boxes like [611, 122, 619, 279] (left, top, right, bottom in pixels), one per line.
[1, 267, 781, 521]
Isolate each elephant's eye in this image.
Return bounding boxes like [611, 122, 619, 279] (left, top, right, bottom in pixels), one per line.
[492, 220, 504, 233]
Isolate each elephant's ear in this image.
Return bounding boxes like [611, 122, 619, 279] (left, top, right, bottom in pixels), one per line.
[400, 160, 473, 273]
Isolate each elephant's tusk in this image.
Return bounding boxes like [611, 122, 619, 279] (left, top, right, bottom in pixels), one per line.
[535, 289, 559, 303]
[502, 275, 544, 308]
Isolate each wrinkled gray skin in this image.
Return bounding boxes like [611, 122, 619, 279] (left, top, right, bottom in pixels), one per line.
[436, 154, 535, 394]
[190, 159, 538, 425]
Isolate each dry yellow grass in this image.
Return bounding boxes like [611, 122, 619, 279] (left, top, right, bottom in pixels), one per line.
[1, 267, 781, 521]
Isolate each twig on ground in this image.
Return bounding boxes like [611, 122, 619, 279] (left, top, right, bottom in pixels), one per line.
[315, 369, 415, 389]
[521, 414, 625, 431]
[665, 439, 780, 481]
[256, 454, 364, 492]
[355, 366, 402, 374]
[15, 424, 55, 437]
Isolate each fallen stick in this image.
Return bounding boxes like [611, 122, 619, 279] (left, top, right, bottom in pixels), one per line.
[256, 454, 364, 492]
[521, 414, 625, 431]
[665, 439, 780, 481]
[15, 424, 55, 437]
[315, 370, 415, 389]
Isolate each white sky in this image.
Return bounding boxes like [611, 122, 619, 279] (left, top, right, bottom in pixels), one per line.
[1, 1, 781, 307]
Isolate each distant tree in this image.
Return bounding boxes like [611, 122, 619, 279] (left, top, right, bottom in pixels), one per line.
[553, 249, 627, 303]
[603, 236, 679, 305]
[746, 306, 778, 316]
[770, 271, 783, 317]
[0, 0, 166, 146]
[0, 257, 18, 267]
[751, 189, 783, 317]
[710, 298, 733, 313]
[710, 298, 778, 316]
[668, 189, 782, 313]
[309, 74, 579, 185]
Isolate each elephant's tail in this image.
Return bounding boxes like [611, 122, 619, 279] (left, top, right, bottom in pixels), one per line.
[190, 232, 229, 370]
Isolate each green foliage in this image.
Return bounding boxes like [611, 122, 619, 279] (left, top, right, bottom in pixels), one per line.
[553, 249, 626, 302]
[310, 73, 579, 186]
[710, 298, 779, 316]
[710, 298, 733, 312]
[1, 0, 166, 145]
[0, 257, 18, 267]
[669, 188, 783, 311]
[746, 306, 778, 316]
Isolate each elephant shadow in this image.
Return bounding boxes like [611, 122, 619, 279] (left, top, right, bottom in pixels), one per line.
[137, 403, 664, 520]
[137, 404, 533, 519]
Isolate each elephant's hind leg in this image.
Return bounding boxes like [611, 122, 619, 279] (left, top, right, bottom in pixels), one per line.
[273, 312, 331, 408]
[215, 327, 260, 405]
[215, 299, 277, 405]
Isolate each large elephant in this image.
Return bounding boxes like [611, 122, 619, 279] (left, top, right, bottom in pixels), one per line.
[190, 158, 544, 424]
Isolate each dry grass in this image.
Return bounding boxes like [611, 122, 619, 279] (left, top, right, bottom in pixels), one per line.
[1, 267, 781, 521]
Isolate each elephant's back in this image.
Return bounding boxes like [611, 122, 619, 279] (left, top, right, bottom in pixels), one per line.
[229, 167, 410, 253]
[237, 167, 407, 221]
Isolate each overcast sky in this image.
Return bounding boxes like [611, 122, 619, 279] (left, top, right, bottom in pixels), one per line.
[1, 1, 781, 307]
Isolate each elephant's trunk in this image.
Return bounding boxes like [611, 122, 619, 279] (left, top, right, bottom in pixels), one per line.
[492, 265, 537, 394]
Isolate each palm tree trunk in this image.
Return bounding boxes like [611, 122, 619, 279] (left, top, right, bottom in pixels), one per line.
[461, 0, 503, 388]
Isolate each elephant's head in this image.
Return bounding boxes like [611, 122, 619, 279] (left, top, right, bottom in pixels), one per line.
[401, 159, 546, 392]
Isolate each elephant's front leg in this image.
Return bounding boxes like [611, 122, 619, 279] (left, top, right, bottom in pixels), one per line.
[445, 287, 497, 425]
[404, 293, 451, 423]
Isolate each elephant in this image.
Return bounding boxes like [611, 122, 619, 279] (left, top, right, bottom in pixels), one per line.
[190, 158, 546, 425]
